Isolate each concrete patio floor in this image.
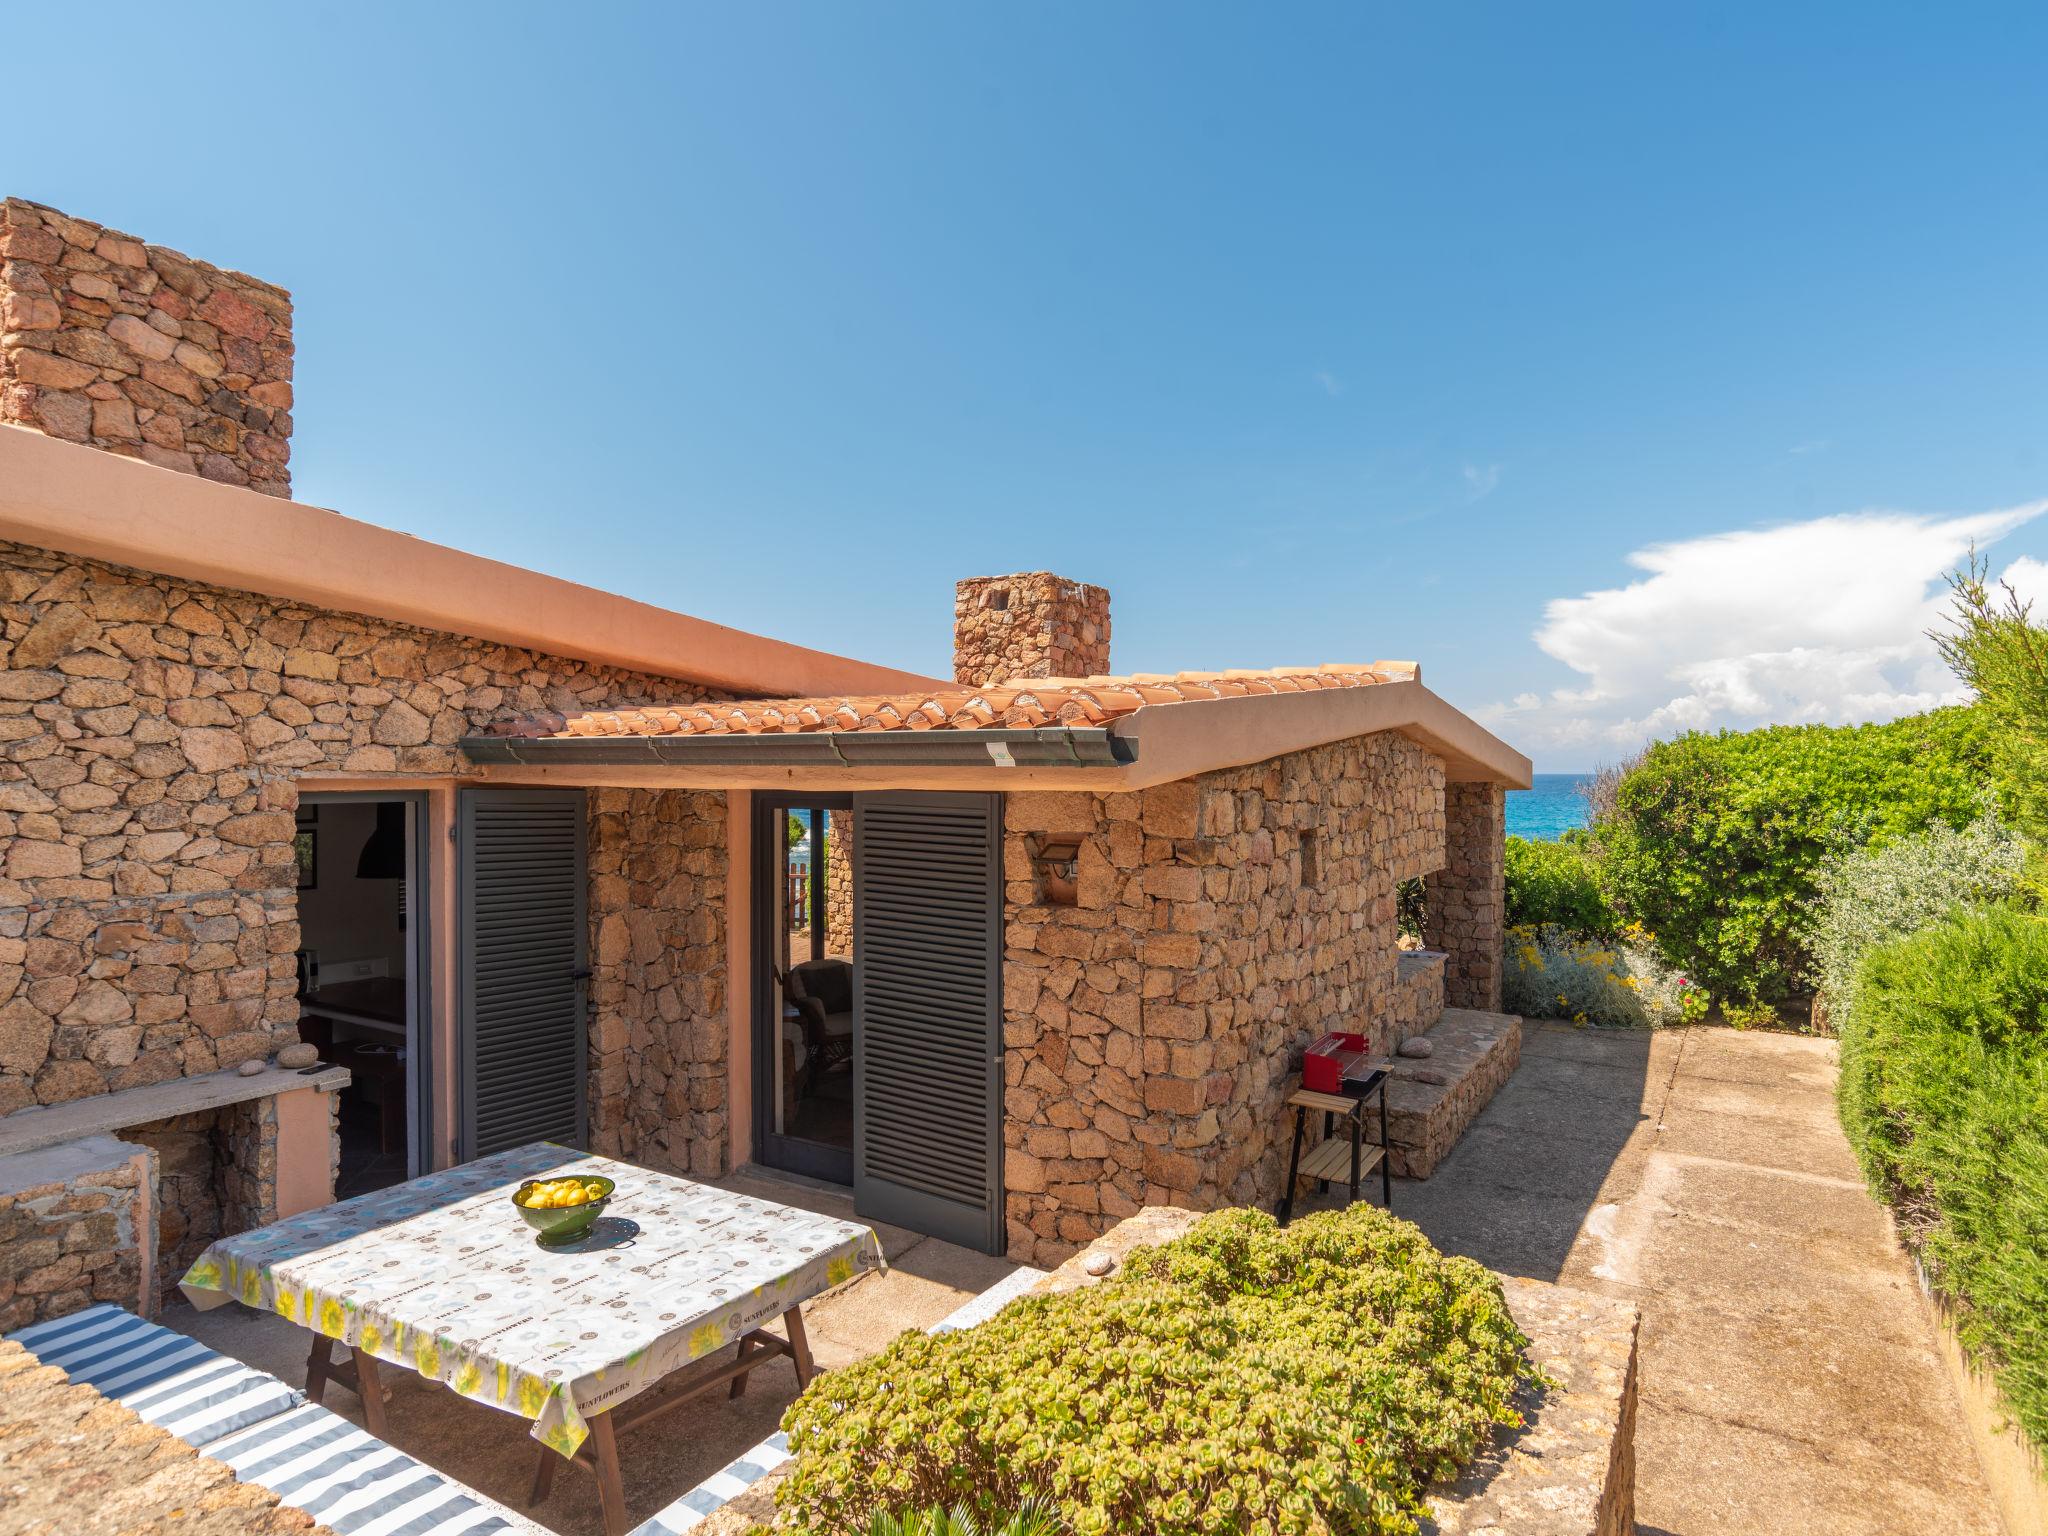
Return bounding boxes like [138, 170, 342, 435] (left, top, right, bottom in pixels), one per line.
[163, 1165, 1021, 1536]
[1345, 1021, 2004, 1536]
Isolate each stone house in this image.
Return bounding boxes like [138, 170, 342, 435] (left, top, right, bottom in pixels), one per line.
[0, 198, 1527, 1317]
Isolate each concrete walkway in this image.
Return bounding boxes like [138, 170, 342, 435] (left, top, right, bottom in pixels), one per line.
[1384, 1021, 2001, 1536]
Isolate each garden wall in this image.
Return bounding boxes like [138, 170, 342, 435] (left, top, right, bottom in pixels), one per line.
[1001, 731, 1446, 1264]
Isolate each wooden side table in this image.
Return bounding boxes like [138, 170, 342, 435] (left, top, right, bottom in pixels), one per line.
[1277, 1072, 1391, 1225]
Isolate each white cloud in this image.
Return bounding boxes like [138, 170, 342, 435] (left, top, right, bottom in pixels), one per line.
[1313, 370, 1343, 397]
[1462, 463, 1501, 501]
[1478, 500, 2048, 763]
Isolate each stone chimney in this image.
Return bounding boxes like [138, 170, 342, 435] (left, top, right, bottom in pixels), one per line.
[954, 572, 1111, 687]
[0, 198, 293, 496]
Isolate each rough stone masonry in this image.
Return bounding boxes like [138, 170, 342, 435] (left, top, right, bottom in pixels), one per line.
[954, 572, 1112, 687]
[0, 198, 295, 496]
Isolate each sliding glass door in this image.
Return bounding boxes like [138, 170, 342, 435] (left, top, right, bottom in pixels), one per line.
[752, 793, 855, 1183]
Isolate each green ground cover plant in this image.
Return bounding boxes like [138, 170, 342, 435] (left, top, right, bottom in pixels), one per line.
[1592, 706, 1990, 1006]
[768, 1207, 1534, 1536]
[1836, 906, 2048, 1455]
[865, 1507, 1063, 1536]
[1503, 833, 1616, 937]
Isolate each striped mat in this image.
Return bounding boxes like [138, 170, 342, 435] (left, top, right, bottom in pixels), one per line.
[9, 1304, 299, 1448]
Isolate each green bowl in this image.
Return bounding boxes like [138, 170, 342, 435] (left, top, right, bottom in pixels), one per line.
[512, 1175, 615, 1246]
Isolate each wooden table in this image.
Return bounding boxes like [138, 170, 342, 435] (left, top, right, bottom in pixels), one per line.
[179, 1144, 884, 1535]
[1277, 1072, 1392, 1224]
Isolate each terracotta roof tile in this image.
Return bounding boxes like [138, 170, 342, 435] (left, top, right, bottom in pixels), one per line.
[482, 664, 1418, 741]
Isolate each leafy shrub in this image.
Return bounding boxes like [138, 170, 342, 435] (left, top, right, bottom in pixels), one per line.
[1502, 923, 1706, 1027]
[1504, 834, 1616, 937]
[1837, 907, 2048, 1454]
[1937, 559, 2048, 857]
[770, 1206, 1533, 1536]
[1808, 812, 2023, 1024]
[1593, 707, 1991, 1005]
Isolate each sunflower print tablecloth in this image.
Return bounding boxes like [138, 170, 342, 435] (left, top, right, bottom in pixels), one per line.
[179, 1143, 883, 1458]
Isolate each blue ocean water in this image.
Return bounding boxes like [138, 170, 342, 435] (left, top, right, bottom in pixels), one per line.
[1506, 774, 1593, 841]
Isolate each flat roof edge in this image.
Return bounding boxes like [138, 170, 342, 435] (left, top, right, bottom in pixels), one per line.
[0, 425, 941, 700]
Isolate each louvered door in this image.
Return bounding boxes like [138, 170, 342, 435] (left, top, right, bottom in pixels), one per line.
[852, 791, 1004, 1253]
[457, 788, 588, 1160]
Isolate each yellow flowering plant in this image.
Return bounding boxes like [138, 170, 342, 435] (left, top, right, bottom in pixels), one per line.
[1504, 923, 1706, 1027]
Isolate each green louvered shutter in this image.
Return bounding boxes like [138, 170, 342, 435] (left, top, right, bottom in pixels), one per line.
[852, 791, 1005, 1254]
[457, 788, 588, 1160]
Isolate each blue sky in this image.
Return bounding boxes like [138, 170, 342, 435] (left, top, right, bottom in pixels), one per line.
[12, 4, 2047, 768]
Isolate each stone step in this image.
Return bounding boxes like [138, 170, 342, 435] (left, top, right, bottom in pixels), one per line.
[1384, 1008, 1522, 1179]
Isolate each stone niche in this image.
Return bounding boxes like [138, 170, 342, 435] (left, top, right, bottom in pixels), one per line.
[0, 197, 295, 496]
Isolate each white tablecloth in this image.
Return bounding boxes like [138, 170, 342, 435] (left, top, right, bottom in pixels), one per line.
[181, 1143, 883, 1456]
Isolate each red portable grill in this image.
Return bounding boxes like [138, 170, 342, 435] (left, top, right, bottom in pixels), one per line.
[1302, 1030, 1372, 1095]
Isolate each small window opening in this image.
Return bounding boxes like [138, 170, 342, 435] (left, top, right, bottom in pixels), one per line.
[1300, 828, 1322, 888]
[988, 588, 1010, 612]
[1033, 835, 1081, 907]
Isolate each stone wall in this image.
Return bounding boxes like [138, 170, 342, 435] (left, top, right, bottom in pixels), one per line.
[0, 536, 717, 1109]
[823, 810, 852, 955]
[1001, 731, 1445, 1265]
[954, 572, 1111, 687]
[1, 198, 294, 496]
[588, 789, 729, 1178]
[1425, 782, 1507, 1012]
[0, 1134, 155, 1330]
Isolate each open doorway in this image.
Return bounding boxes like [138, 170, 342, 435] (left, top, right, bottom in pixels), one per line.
[754, 793, 855, 1184]
[294, 794, 428, 1197]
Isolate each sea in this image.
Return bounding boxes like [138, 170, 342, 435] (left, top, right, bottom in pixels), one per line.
[1505, 773, 1593, 841]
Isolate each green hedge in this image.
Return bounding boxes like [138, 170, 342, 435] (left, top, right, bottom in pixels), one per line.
[1595, 707, 1990, 1004]
[771, 1206, 1533, 1536]
[1504, 834, 1616, 937]
[1838, 906, 2048, 1452]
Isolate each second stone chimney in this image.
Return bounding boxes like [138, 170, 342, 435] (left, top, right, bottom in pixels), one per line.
[954, 572, 1111, 687]
[0, 197, 294, 496]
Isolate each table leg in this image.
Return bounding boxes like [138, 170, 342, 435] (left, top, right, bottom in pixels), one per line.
[528, 1444, 559, 1509]
[352, 1347, 391, 1438]
[784, 1305, 816, 1388]
[1278, 1105, 1306, 1224]
[303, 1335, 333, 1406]
[1380, 1083, 1393, 1208]
[728, 1335, 759, 1400]
[1349, 1113, 1362, 1205]
[589, 1410, 628, 1536]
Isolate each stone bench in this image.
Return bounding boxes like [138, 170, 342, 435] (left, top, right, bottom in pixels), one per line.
[1385, 1007, 1521, 1178]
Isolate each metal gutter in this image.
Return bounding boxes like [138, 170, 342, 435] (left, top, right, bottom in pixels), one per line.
[458, 727, 1134, 770]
